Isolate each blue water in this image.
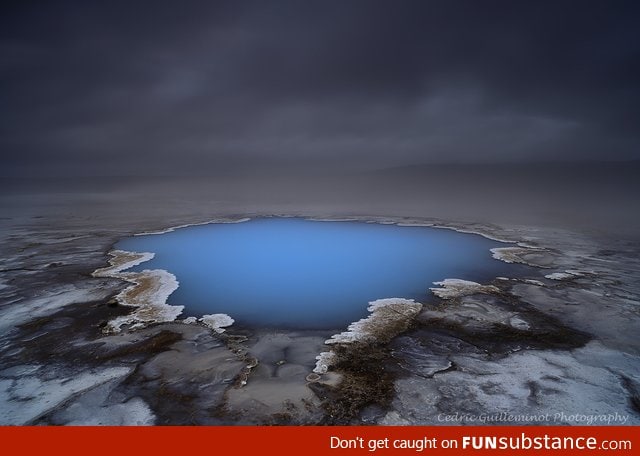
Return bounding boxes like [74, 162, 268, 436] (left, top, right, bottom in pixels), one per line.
[116, 218, 513, 329]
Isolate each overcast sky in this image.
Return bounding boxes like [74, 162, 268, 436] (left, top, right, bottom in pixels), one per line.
[2, 1, 639, 176]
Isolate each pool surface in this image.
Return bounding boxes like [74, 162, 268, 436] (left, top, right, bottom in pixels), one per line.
[116, 218, 513, 329]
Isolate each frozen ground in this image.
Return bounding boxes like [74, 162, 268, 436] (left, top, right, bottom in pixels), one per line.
[0, 173, 639, 425]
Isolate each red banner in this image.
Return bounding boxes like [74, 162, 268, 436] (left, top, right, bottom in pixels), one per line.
[0, 426, 636, 455]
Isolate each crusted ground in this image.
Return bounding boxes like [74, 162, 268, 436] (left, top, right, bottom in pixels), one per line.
[1, 212, 638, 425]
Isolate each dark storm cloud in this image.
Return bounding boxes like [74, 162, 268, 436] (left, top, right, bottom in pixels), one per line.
[1, 0, 639, 176]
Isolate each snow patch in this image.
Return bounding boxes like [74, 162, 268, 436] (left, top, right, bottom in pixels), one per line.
[57, 396, 155, 426]
[0, 285, 110, 332]
[545, 270, 583, 280]
[383, 341, 640, 425]
[313, 351, 337, 374]
[199, 313, 235, 333]
[0, 367, 133, 425]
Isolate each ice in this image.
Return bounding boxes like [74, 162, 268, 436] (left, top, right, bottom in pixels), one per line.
[382, 341, 640, 425]
[0, 285, 111, 332]
[545, 271, 583, 280]
[0, 367, 133, 425]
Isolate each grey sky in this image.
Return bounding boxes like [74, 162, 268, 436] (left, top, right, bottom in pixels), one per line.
[2, 1, 639, 176]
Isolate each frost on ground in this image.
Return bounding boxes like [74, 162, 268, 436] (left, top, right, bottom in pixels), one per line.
[93, 250, 183, 332]
[382, 341, 640, 425]
[92, 250, 155, 276]
[52, 396, 155, 426]
[199, 313, 234, 333]
[419, 293, 531, 331]
[326, 298, 423, 345]
[545, 270, 584, 280]
[0, 365, 148, 425]
[376, 222, 640, 426]
[314, 298, 422, 376]
[0, 211, 639, 425]
[313, 351, 337, 375]
[430, 279, 499, 300]
[0, 284, 114, 333]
